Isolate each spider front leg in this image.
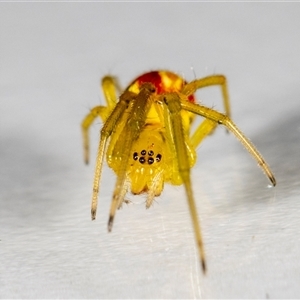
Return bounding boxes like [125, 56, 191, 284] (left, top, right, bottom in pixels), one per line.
[81, 76, 121, 164]
[163, 93, 207, 273]
[90, 91, 133, 220]
[107, 83, 155, 231]
[181, 100, 277, 186]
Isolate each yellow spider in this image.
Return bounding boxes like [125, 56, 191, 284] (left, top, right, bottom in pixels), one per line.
[81, 70, 276, 273]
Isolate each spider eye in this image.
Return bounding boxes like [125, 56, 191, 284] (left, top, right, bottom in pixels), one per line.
[133, 149, 162, 164]
[139, 157, 146, 164]
[148, 150, 154, 156]
[133, 152, 138, 160]
[148, 157, 154, 165]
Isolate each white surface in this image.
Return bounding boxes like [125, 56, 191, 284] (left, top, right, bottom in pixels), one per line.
[1, 3, 300, 299]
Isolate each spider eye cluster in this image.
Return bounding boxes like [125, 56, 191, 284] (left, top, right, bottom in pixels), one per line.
[133, 150, 162, 165]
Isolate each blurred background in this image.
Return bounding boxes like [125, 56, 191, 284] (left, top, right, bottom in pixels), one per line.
[1, 3, 300, 299]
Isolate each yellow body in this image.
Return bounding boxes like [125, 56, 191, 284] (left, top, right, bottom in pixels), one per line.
[81, 70, 276, 273]
[107, 72, 196, 196]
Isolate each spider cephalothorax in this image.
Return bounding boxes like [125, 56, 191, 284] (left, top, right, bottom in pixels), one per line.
[82, 70, 276, 273]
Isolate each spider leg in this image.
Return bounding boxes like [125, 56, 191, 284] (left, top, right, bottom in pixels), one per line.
[146, 170, 163, 209]
[163, 93, 207, 274]
[108, 83, 155, 232]
[190, 119, 217, 148]
[81, 106, 109, 164]
[101, 75, 122, 109]
[181, 100, 276, 186]
[91, 91, 132, 220]
[81, 76, 121, 164]
[182, 75, 230, 117]
[183, 75, 231, 147]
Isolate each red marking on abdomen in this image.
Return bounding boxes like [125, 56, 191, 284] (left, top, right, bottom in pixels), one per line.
[136, 71, 164, 94]
[132, 70, 196, 103]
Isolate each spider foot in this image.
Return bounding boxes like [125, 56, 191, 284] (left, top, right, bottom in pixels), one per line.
[108, 215, 114, 232]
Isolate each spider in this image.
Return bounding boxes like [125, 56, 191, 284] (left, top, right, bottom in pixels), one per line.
[81, 70, 276, 273]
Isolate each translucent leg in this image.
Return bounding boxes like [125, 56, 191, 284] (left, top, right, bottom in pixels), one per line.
[183, 75, 230, 148]
[164, 92, 207, 273]
[146, 170, 163, 209]
[101, 76, 121, 109]
[182, 74, 231, 117]
[181, 100, 276, 187]
[81, 106, 108, 164]
[190, 119, 217, 148]
[81, 75, 121, 164]
[91, 92, 132, 220]
[108, 83, 155, 231]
